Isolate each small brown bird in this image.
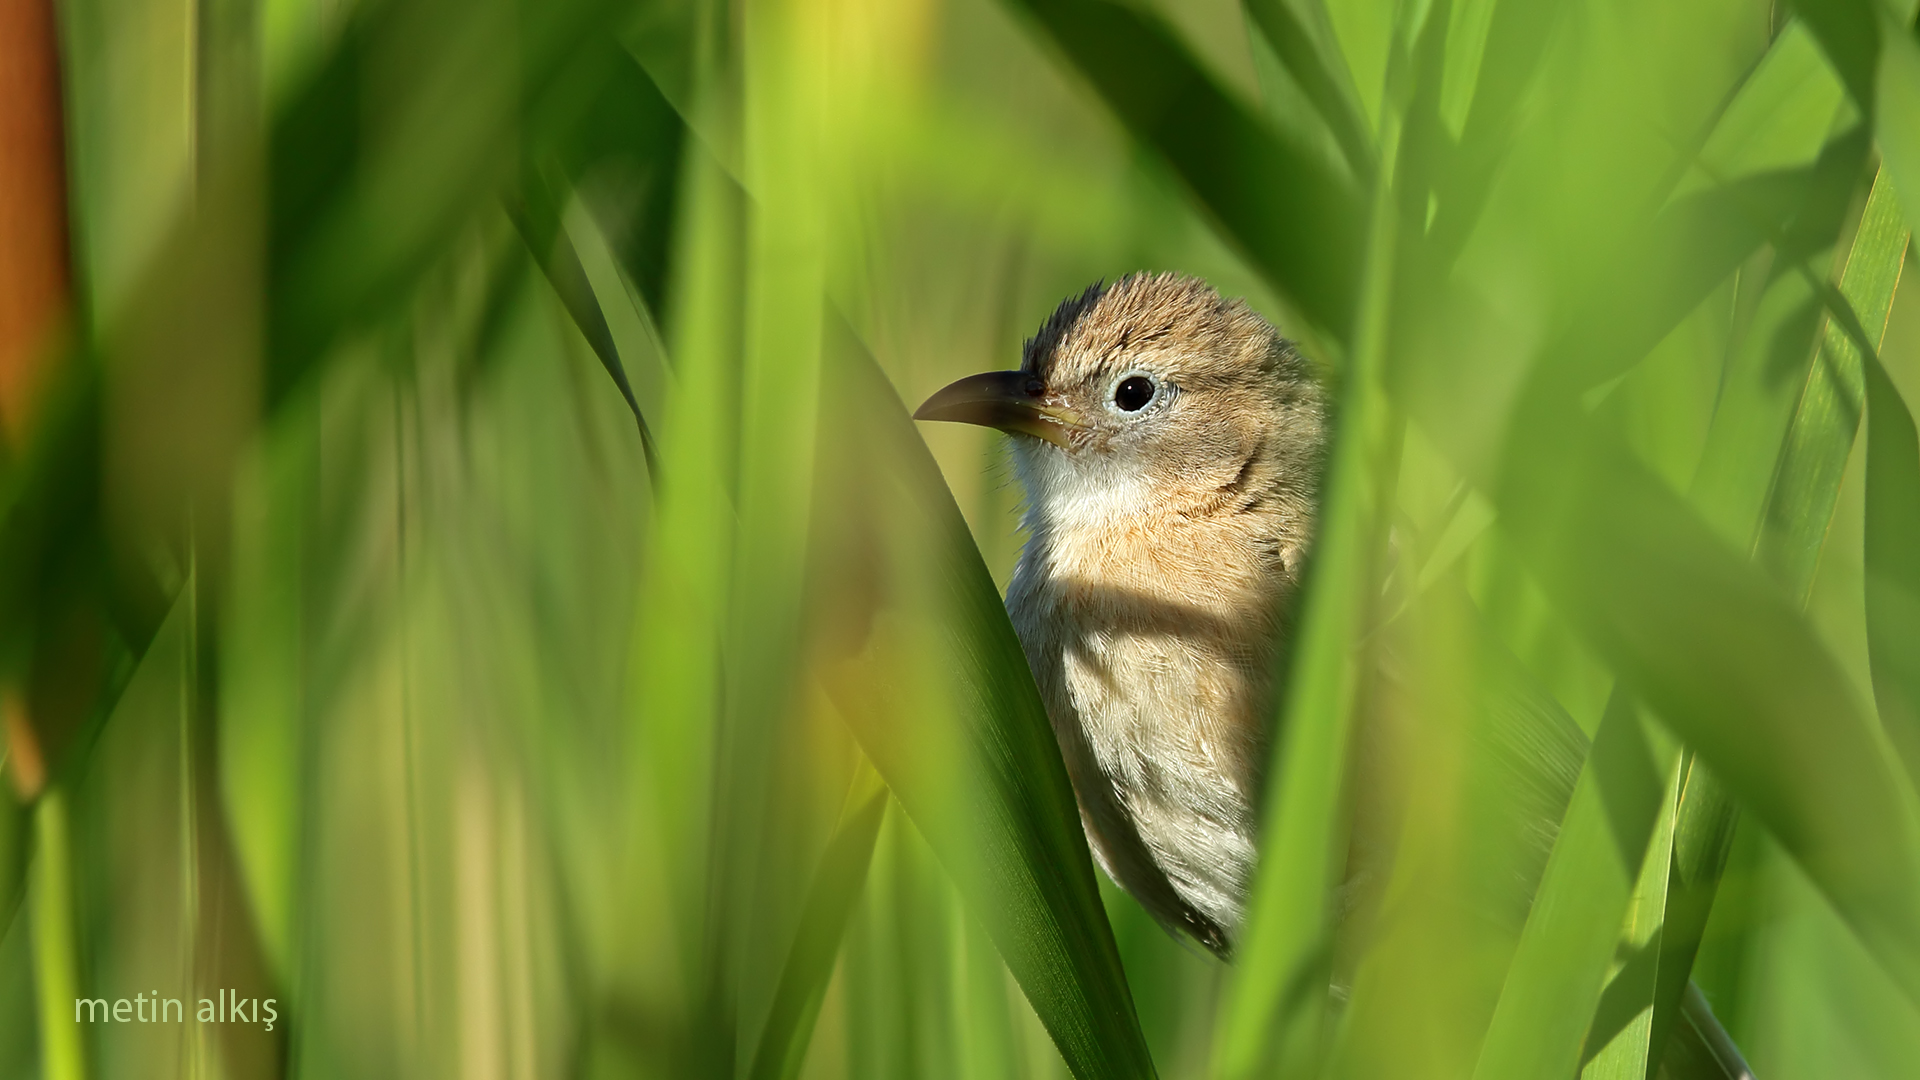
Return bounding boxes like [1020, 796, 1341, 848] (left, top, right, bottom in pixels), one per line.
[915, 273, 1327, 955]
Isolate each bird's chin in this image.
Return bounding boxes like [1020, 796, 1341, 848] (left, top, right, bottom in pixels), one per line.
[1011, 442, 1157, 534]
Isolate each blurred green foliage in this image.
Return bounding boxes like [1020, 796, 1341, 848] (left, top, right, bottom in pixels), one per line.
[3, 0, 1920, 1077]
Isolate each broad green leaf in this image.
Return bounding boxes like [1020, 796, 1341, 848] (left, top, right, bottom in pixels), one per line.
[1496, 164, 1904, 1075]
[1549, 164, 1831, 394]
[1370, 260, 1920, 1021]
[1496, 379, 1920, 1008]
[812, 325, 1156, 1080]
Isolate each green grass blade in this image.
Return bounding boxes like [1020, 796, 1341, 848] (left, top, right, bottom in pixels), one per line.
[1758, 169, 1910, 598]
[523, 42, 687, 325]
[266, 0, 632, 405]
[1002, 0, 1366, 340]
[1470, 695, 1679, 1080]
[1866, 348, 1920, 783]
[748, 775, 889, 1080]
[813, 325, 1156, 1080]
[622, 144, 742, 1059]
[1505, 161, 1902, 1068]
[1660, 986, 1755, 1079]
[1380, 261, 1920, 1013]
[1549, 164, 1834, 393]
[30, 789, 84, 1080]
[506, 39, 690, 476]
[1242, 0, 1375, 177]
[1426, 0, 1566, 262]
[1211, 94, 1404, 1080]
[1867, 0, 1920, 788]
[1642, 761, 1739, 1078]
[504, 199, 659, 475]
[1603, 165, 1910, 1080]
[1578, 746, 1680, 1080]
[1689, 23, 1848, 189]
[1883, 20, 1920, 233]
[1788, 0, 1887, 111]
[1635, 757, 1743, 1076]
[1501, 394, 1920, 1007]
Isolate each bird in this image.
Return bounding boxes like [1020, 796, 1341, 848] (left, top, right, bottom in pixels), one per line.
[913, 272, 1328, 956]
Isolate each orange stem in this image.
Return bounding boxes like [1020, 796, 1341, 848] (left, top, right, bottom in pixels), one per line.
[0, 0, 73, 448]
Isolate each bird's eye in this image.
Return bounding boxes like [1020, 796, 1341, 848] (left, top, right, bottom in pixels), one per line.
[1114, 375, 1156, 412]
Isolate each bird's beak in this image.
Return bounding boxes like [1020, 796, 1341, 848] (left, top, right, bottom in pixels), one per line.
[912, 371, 1087, 449]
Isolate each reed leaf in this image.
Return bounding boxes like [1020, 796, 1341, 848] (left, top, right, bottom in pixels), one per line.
[1003, 0, 1365, 341]
[1865, 348, 1920, 783]
[812, 327, 1155, 1080]
[1471, 693, 1679, 1080]
[748, 774, 889, 1080]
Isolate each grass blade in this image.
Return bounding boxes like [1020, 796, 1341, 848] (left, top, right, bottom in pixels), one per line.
[1549, 163, 1837, 394]
[1865, 348, 1920, 784]
[1375, 259, 1920, 1018]
[1241, 0, 1375, 177]
[1002, 0, 1366, 340]
[1643, 761, 1739, 1078]
[30, 789, 84, 1080]
[1866, 0, 1920, 788]
[1499, 386, 1920, 1008]
[1471, 694, 1679, 1080]
[505, 198, 660, 475]
[1605, 163, 1910, 1080]
[622, 145, 743, 1068]
[1661, 986, 1755, 1080]
[1578, 745, 1680, 1080]
[1788, 0, 1887, 111]
[1426, 0, 1567, 262]
[1759, 169, 1909, 597]
[1211, 87, 1404, 1080]
[748, 773, 889, 1080]
[812, 324, 1156, 1080]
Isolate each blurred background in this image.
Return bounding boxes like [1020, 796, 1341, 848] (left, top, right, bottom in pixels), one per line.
[3, 0, 1920, 1077]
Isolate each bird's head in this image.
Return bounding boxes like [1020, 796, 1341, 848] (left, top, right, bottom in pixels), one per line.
[915, 273, 1323, 531]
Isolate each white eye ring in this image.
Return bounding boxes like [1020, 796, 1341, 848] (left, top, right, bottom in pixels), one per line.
[1107, 370, 1169, 414]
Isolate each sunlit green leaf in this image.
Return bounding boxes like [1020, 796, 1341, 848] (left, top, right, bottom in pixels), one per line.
[1003, 0, 1366, 339]
[813, 327, 1157, 1080]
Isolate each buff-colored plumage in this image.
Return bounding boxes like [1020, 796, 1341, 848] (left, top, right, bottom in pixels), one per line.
[1001, 274, 1326, 955]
